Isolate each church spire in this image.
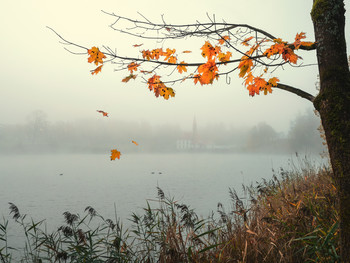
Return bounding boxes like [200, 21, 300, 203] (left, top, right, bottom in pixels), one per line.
[192, 116, 198, 144]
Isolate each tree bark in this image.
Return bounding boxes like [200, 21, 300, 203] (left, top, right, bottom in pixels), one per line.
[311, 0, 350, 260]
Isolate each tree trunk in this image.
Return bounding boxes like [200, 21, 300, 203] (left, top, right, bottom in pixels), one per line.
[311, 0, 350, 260]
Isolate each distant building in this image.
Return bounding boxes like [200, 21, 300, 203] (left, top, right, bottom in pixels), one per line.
[176, 116, 202, 150]
[176, 116, 237, 152]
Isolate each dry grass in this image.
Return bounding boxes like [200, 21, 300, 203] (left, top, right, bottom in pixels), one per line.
[0, 158, 339, 262]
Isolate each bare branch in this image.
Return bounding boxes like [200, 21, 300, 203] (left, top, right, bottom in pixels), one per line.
[276, 83, 315, 102]
[48, 13, 317, 102]
[102, 11, 277, 41]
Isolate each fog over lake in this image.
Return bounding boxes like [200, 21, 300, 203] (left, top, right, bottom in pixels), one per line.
[0, 109, 326, 224]
[0, 152, 324, 230]
[0, 110, 327, 253]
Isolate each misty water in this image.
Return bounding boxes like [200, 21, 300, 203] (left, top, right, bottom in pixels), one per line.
[0, 152, 323, 245]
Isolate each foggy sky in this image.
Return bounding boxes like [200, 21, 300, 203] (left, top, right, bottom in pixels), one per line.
[1, 0, 349, 133]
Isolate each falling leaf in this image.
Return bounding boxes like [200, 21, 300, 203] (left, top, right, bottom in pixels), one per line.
[110, 149, 121, 160]
[122, 74, 137, 82]
[133, 44, 143, 47]
[97, 110, 109, 117]
[132, 140, 139, 146]
[91, 65, 103, 75]
[182, 50, 192, 53]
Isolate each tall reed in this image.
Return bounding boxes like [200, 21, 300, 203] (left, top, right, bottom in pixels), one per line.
[0, 157, 339, 262]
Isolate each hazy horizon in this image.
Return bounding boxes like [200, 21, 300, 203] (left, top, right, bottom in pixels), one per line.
[0, 108, 326, 155]
[2, 0, 349, 135]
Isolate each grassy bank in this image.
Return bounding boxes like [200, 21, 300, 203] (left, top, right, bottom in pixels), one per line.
[0, 158, 339, 262]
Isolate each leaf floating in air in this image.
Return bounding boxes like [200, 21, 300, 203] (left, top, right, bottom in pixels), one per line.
[91, 65, 103, 75]
[122, 74, 137, 83]
[110, 149, 121, 160]
[97, 110, 109, 117]
[132, 140, 139, 146]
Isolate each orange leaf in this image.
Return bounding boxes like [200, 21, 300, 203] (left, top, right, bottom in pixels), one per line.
[294, 32, 306, 49]
[132, 140, 139, 146]
[241, 36, 254, 46]
[254, 77, 267, 90]
[133, 44, 143, 47]
[238, 57, 253, 78]
[87, 47, 106, 66]
[122, 74, 137, 82]
[300, 41, 315, 47]
[110, 149, 121, 160]
[159, 87, 175, 100]
[218, 35, 230, 45]
[147, 75, 161, 92]
[218, 51, 232, 64]
[140, 70, 153, 74]
[201, 41, 221, 61]
[97, 110, 109, 117]
[282, 48, 299, 64]
[268, 77, 279, 87]
[263, 42, 286, 58]
[127, 62, 140, 73]
[142, 50, 152, 60]
[91, 65, 103, 75]
[177, 62, 188, 73]
[197, 61, 219, 85]
[182, 50, 192, 53]
[193, 74, 201, 85]
[168, 56, 177, 64]
[147, 75, 174, 99]
[162, 48, 176, 61]
[151, 48, 163, 60]
[244, 72, 254, 86]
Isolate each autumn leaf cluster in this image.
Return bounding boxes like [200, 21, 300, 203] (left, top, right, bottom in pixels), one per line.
[83, 31, 314, 160]
[86, 32, 314, 98]
[87, 47, 106, 75]
[238, 33, 314, 96]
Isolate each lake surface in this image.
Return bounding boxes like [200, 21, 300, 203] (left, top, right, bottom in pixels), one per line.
[0, 153, 321, 232]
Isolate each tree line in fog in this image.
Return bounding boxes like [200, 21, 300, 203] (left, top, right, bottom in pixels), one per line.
[0, 110, 326, 154]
